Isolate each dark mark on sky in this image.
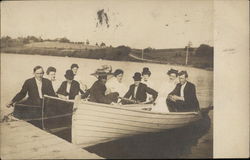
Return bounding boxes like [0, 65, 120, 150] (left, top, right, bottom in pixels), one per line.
[96, 9, 109, 28]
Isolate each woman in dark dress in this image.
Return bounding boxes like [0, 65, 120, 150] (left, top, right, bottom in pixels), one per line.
[57, 70, 82, 100]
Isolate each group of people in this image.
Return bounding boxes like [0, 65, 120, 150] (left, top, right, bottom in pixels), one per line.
[7, 63, 200, 112]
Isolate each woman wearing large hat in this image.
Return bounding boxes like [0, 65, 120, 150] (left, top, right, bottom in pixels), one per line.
[88, 70, 119, 104]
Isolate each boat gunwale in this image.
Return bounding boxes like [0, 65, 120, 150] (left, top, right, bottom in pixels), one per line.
[43, 95, 199, 116]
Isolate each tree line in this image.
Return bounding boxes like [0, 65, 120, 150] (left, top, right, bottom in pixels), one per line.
[0, 36, 108, 48]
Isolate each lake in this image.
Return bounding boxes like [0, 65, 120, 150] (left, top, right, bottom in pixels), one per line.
[0, 53, 213, 158]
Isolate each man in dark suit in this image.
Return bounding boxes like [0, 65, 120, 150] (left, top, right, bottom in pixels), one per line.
[7, 66, 56, 107]
[167, 71, 200, 112]
[88, 72, 119, 104]
[57, 70, 83, 100]
[122, 72, 158, 104]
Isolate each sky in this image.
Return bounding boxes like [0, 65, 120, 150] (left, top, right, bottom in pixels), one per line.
[1, 0, 213, 49]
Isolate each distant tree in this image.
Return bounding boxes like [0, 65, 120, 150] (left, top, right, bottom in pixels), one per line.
[195, 44, 213, 57]
[59, 37, 70, 43]
[86, 39, 90, 45]
[144, 47, 152, 53]
[1, 36, 12, 48]
[96, 42, 99, 46]
[100, 42, 106, 47]
[26, 36, 42, 43]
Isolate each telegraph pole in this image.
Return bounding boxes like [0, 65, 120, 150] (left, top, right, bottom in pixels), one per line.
[141, 49, 144, 60]
[185, 41, 192, 65]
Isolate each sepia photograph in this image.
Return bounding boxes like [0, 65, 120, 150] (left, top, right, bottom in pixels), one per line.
[1, 0, 247, 159]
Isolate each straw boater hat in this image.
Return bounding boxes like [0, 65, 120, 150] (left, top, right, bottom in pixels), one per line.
[133, 72, 142, 81]
[167, 68, 178, 75]
[91, 65, 113, 79]
[142, 67, 151, 76]
[64, 69, 75, 80]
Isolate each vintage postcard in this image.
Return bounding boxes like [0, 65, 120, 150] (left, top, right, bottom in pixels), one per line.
[0, 0, 248, 159]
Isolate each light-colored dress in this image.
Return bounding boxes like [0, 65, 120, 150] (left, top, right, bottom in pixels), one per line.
[105, 77, 127, 97]
[152, 79, 178, 112]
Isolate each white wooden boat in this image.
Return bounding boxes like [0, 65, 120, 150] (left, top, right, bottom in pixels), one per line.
[71, 96, 202, 147]
[13, 95, 203, 147]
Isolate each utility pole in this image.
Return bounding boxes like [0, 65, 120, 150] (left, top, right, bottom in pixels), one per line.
[185, 41, 192, 65]
[141, 49, 144, 60]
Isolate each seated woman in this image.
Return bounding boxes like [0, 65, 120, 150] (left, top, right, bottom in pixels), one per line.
[152, 68, 179, 112]
[88, 71, 119, 104]
[105, 69, 127, 98]
[57, 70, 82, 100]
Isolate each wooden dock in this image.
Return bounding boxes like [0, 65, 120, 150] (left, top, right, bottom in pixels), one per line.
[0, 120, 103, 159]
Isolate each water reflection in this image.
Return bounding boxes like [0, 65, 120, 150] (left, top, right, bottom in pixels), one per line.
[85, 112, 212, 159]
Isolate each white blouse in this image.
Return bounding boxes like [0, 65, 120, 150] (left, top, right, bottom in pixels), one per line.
[106, 77, 127, 97]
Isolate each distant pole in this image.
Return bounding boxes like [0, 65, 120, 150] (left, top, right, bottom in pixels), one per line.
[185, 41, 192, 65]
[142, 49, 144, 60]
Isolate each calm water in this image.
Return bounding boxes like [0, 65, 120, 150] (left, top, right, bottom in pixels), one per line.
[1, 53, 213, 158]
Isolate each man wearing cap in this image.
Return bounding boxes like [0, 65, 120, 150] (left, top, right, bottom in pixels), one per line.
[57, 69, 82, 100]
[167, 71, 200, 112]
[7, 66, 56, 107]
[88, 72, 119, 104]
[122, 72, 158, 104]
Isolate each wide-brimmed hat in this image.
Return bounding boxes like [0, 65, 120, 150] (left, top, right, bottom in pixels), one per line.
[91, 65, 113, 80]
[133, 72, 142, 81]
[64, 69, 75, 80]
[142, 67, 151, 76]
[167, 68, 178, 75]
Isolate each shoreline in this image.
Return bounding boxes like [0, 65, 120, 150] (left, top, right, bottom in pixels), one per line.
[1, 52, 214, 72]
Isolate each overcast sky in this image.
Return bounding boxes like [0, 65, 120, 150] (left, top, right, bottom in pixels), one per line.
[1, 0, 213, 49]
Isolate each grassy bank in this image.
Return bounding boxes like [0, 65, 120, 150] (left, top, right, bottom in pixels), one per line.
[1, 42, 213, 70]
[131, 49, 213, 70]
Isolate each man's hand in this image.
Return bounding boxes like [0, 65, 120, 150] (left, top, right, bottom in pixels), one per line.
[58, 94, 68, 100]
[172, 95, 184, 101]
[6, 101, 14, 108]
[168, 95, 176, 102]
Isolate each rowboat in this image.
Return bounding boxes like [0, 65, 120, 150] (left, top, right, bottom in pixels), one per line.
[11, 95, 205, 147]
[71, 96, 202, 147]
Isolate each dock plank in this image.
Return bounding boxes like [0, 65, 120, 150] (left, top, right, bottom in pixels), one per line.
[1, 120, 103, 159]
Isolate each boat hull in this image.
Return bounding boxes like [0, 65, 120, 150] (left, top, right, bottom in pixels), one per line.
[72, 97, 201, 147]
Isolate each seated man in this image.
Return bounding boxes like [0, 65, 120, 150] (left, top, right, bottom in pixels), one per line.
[88, 72, 119, 104]
[7, 66, 56, 107]
[122, 72, 158, 104]
[57, 70, 82, 100]
[166, 71, 200, 112]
